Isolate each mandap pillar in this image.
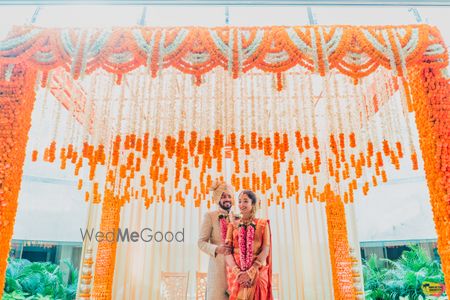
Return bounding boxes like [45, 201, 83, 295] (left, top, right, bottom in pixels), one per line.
[326, 196, 358, 299]
[410, 65, 450, 292]
[0, 64, 37, 296]
[91, 188, 122, 299]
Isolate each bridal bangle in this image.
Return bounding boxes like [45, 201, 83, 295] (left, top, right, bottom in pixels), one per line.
[253, 260, 262, 268]
[232, 266, 240, 275]
[246, 266, 257, 279]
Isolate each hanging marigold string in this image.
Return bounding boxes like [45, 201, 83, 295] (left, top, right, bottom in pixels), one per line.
[28, 67, 429, 299]
[35, 129, 413, 210]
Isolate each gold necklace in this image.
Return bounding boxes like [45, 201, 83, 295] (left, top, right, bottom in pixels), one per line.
[240, 216, 255, 226]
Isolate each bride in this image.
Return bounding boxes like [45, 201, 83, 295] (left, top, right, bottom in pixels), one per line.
[224, 190, 273, 300]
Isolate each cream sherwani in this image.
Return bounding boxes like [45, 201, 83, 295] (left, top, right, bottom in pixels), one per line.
[198, 207, 230, 300]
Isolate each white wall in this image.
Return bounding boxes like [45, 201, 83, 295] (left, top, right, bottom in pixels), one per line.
[12, 175, 88, 243]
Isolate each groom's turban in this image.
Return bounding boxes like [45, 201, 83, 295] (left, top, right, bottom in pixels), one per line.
[209, 181, 235, 204]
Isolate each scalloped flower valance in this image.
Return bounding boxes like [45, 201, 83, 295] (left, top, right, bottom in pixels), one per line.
[0, 25, 447, 84]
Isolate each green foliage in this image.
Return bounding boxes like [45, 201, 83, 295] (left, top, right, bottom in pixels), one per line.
[3, 259, 79, 300]
[61, 260, 77, 299]
[2, 291, 54, 300]
[1, 290, 32, 300]
[363, 245, 446, 300]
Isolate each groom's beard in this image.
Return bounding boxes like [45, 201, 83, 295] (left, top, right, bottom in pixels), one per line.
[219, 201, 232, 212]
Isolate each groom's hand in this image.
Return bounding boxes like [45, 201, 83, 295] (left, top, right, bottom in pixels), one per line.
[216, 244, 231, 255]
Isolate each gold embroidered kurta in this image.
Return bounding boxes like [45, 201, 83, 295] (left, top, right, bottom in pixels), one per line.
[198, 207, 230, 300]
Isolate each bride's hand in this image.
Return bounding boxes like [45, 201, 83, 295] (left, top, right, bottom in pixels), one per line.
[236, 272, 251, 284]
[241, 280, 253, 288]
[246, 266, 258, 281]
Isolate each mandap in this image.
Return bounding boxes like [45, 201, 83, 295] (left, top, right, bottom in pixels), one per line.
[0, 24, 449, 299]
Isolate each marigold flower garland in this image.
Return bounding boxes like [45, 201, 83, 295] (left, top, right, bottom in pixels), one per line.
[409, 66, 450, 292]
[0, 66, 37, 297]
[91, 188, 121, 299]
[0, 25, 444, 84]
[326, 195, 357, 299]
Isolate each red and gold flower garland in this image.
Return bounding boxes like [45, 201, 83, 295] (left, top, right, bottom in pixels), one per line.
[218, 214, 229, 242]
[238, 222, 256, 271]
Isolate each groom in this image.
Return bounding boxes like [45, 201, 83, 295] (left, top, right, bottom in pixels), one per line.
[198, 181, 236, 300]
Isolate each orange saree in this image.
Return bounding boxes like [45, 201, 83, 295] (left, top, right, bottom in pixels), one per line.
[225, 218, 273, 300]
